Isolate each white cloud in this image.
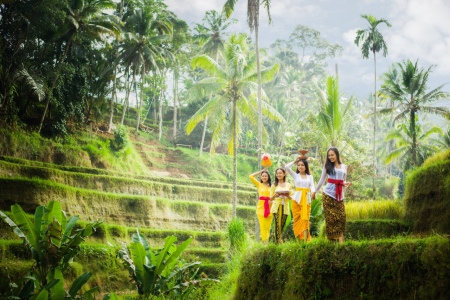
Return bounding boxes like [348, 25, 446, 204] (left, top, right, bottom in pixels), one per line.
[386, 0, 450, 75]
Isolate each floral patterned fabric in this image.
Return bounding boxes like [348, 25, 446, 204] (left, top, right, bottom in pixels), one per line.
[322, 193, 346, 239]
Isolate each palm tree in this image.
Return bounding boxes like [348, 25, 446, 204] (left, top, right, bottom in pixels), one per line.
[316, 76, 353, 147]
[193, 10, 235, 156]
[223, 0, 272, 172]
[117, 8, 173, 133]
[378, 59, 450, 166]
[354, 14, 391, 198]
[186, 33, 282, 218]
[275, 68, 303, 159]
[384, 121, 442, 170]
[38, 0, 120, 133]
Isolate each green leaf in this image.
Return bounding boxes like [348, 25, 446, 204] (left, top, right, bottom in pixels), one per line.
[11, 204, 39, 251]
[47, 268, 64, 300]
[34, 206, 45, 236]
[132, 228, 150, 252]
[82, 286, 99, 300]
[130, 242, 147, 285]
[34, 289, 49, 300]
[18, 280, 35, 299]
[62, 216, 79, 243]
[68, 272, 92, 297]
[0, 210, 26, 240]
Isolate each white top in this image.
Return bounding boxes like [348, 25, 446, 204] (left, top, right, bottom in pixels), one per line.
[315, 164, 347, 200]
[285, 161, 316, 204]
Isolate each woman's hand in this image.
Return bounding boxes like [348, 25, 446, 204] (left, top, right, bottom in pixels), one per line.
[311, 192, 316, 200]
[344, 182, 352, 187]
[269, 200, 273, 205]
[274, 192, 280, 198]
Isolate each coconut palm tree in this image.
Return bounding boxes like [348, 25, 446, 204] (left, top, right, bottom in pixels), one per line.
[316, 76, 353, 147]
[354, 14, 391, 198]
[223, 0, 273, 172]
[275, 68, 306, 159]
[38, 0, 120, 133]
[117, 8, 173, 133]
[377, 59, 450, 166]
[193, 10, 235, 156]
[385, 121, 442, 170]
[186, 33, 282, 218]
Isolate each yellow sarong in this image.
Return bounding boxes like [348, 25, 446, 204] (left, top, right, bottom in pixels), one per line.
[293, 187, 311, 240]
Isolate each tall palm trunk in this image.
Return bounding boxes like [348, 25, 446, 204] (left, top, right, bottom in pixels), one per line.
[372, 50, 377, 200]
[121, 67, 135, 126]
[255, 21, 263, 241]
[411, 106, 417, 166]
[159, 69, 165, 141]
[232, 95, 237, 218]
[136, 67, 145, 133]
[38, 35, 73, 133]
[108, 65, 117, 132]
[173, 68, 178, 139]
[108, 0, 123, 133]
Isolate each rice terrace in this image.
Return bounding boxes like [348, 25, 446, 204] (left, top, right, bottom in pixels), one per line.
[0, 0, 449, 299]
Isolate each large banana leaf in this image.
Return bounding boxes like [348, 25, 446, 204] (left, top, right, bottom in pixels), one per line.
[47, 268, 64, 300]
[11, 204, 40, 258]
[68, 272, 92, 297]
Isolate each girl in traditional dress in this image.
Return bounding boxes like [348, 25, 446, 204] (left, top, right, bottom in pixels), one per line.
[249, 168, 273, 246]
[269, 168, 293, 244]
[285, 157, 315, 243]
[313, 147, 352, 244]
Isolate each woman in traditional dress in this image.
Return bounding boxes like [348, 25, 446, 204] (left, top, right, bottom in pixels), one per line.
[249, 168, 273, 246]
[285, 157, 315, 243]
[313, 147, 352, 244]
[269, 168, 293, 244]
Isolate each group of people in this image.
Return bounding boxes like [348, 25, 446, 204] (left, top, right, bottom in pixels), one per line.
[249, 147, 352, 245]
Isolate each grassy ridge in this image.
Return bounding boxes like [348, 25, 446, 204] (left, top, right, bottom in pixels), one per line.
[0, 177, 256, 232]
[345, 200, 403, 220]
[0, 156, 256, 191]
[319, 219, 411, 240]
[234, 237, 450, 300]
[0, 160, 256, 205]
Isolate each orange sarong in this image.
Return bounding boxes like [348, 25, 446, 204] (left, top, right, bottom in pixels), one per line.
[292, 187, 311, 241]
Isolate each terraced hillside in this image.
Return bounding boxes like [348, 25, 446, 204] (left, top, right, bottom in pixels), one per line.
[0, 136, 258, 294]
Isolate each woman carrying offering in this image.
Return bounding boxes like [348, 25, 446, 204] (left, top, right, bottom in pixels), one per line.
[270, 168, 294, 244]
[313, 147, 352, 244]
[285, 157, 315, 243]
[249, 168, 273, 246]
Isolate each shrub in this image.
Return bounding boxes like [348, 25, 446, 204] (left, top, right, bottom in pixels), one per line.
[118, 230, 218, 298]
[404, 158, 450, 234]
[234, 237, 450, 299]
[226, 218, 247, 252]
[111, 125, 129, 151]
[0, 201, 103, 299]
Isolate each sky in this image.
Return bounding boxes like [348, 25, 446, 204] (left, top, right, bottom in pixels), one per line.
[164, 0, 450, 100]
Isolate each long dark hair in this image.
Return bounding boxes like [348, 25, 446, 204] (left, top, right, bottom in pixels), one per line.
[274, 168, 286, 187]
[259, 170, 272, 187]
[296, 159, 311, 175]
[325, 147, 342, 175]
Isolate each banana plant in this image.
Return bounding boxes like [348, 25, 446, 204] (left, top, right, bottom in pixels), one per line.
[309, 198, 324, 236]
[119, 230, 218, 298]
[0, 201, 103, 299]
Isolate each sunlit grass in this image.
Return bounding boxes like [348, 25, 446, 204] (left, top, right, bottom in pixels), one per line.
[346, 199, 403, 220]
